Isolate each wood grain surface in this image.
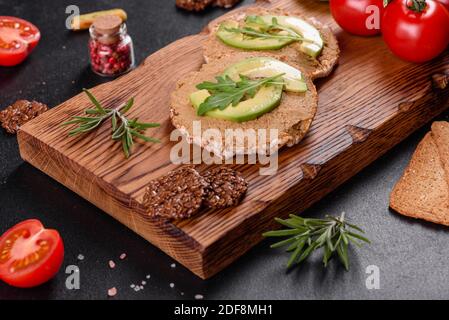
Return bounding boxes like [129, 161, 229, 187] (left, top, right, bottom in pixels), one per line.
[17, 0, 449, 279]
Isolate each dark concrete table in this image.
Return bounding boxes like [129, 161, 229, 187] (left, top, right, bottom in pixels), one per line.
[0, 0, 448, 300]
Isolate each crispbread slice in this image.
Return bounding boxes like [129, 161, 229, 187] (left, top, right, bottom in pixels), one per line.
[202, 7, 340, 80]
[431, 121, 449, 186]
[390, 133, 449, 226]
[170, 54, 318, 158]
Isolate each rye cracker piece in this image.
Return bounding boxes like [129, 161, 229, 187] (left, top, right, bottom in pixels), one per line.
[143, 167, 207, 219]
[202, 166, 248, 209]
[0, 100, 48, 134]
[176, 0, 241, 11]
[176, 0, 214, 11]
[213, 0, 242, 9]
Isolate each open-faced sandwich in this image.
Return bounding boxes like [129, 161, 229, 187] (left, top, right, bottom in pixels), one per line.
[170, 54, 318, 158]
[170, 7, 340, 159]
[203, 7, 340, 80]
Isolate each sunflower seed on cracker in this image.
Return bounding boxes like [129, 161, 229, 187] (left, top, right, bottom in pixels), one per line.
[143, 167, 206, 219]
[202, 166, 248, 209]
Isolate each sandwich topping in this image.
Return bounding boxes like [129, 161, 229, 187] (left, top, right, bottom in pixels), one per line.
[190, 57, 307, 122]
[216, 15, 324, 58]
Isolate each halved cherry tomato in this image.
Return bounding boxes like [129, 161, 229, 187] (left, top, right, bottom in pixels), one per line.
[0, 219, 64, 288]
[0, 16, 41, 66]
[330, 0, 384, 36]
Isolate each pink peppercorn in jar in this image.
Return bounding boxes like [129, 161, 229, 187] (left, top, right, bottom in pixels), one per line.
[88, 15, 135, 77]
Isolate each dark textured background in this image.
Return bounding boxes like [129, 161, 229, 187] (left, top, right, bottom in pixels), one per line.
[0, 0, 448, 300]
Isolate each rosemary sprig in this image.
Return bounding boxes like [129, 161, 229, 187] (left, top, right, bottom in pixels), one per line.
[196, 73, 285, 116]
[225, 17, 307, 43]
[62, 89, 161, 158]
[263, 212, 370, 270]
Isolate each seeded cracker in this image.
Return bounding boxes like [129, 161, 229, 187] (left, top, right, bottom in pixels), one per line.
[143, 167, 206, 219]
[0, 100, 48, 134]
[202, 166, 248, 209]
[176, 0, 241, 11]
[176, 0, 214, 11]
[213, 0, 241, 8]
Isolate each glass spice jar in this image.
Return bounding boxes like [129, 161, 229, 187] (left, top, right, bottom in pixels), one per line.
[88, 15, 135, 77]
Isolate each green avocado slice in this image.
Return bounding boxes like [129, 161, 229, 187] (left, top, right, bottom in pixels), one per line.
[222, 57, 307, 93]
[190, 57, 307, 122]
[216, 15, 324, 58]
[190, 86, 282, 123]
[216, 20, 293, 51]
[254, 15, 323, 58]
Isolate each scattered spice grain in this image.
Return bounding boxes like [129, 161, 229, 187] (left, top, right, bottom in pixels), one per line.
[107, 287, 117, 297]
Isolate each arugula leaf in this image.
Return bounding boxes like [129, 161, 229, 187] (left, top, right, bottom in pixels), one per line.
[197, 75, 237, 93]
[196, 73, 285, 116]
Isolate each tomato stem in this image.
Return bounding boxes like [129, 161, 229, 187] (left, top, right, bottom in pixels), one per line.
[407, 0, 427, 12]
[384, 0, 427, 11]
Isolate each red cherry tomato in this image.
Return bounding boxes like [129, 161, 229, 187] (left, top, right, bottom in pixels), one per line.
[0, 219, 64, 288]
[382, 0, 449, 63]
[0, 16, 41, 66]
[330, 0, 384, 36]
[437, 0, 449, 10]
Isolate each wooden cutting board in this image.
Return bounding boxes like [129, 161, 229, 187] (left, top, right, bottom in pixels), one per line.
[17, 0, 449, 279]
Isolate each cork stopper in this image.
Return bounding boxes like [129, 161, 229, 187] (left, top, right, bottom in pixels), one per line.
[92, 15, 122, 36]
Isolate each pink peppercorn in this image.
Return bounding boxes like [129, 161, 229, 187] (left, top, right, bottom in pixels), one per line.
[89, 15, 135, 77]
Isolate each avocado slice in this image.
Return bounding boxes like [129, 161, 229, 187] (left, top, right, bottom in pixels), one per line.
[253, 15, 324, 58]
[216, 16, 324, 58]
[216, 20, 293, 51]
[223, 57, 307, 93]
[190, 86, 282, 123]
[190, 57, 307, 122]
